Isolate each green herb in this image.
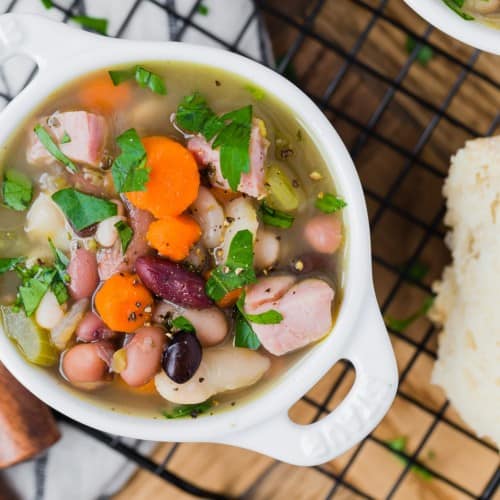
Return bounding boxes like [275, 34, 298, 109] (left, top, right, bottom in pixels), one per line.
[405, 36, 434, 66]
[2, 169, 33, 211]
[404, 261, 429, 282]
[236, 293, 282, 325]
[114, 220, 133, 254]
[259, 202, 294, 229]
[441, 0, 474, 20]
[244, 85, 265, 100]
[111, 128, 150, 193]
[40, 0, 53, 9]
[387, 436, 433, 481]
[205, 230, 256, 301]
[385, 296, 434, 333]
[19, 268, 56, 317]
[0, 257, 24, 274]
[71, 15, 108, 35]
[234, 314, 260, 349]
[61, 132, 71, 144]
[162, 400, 212, 419]
[175, 93, 252, 190]
[51, 279, 69, 305]
[315, 192, 347, 213]
[171, 316, 195, 332]
[48, 239, 70, 305]
[197, 3, 209, 15]
[109, 66, 167, 95]
[52, 188, 117, 231]
[34, 124, 77, 173]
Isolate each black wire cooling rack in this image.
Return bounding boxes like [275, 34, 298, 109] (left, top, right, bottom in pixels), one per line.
[1, 0, 499, 499]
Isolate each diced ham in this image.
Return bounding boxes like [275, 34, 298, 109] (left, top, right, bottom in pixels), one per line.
[187, 119, 269, 198]
[244, 277, 334, 356]
[97, 198, 154, 280]
[27, 111, 107, 168]
[244, 275, 296, 310]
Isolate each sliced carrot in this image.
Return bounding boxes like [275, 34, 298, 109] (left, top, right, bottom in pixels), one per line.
[79, 74, 131, 114]
[116, 377, 157, 395]
[217, 287, 243, 308]
[126, 137, 200, 218]
[210, 186, 241, 205]
[147, 215, 201, 261]
[95, 273, 153, 333]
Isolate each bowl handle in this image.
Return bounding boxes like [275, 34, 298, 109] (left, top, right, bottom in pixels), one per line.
[217, 291, 398, 466]
[0, 13, 103, 71]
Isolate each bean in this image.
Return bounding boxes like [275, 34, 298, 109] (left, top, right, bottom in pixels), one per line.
[35, 291, 65, 330]
[254, 228, 280, 269]
[304, 214, 342, 254]
[62, 342, 109, 384]
[68, 248, 99, 300]
[136, 255, 212, 309]
[190, 186, 225, 248]
[76, 312, 115, 342]
[182, 307, 228, 347]
[162, 331, 202, 384]
[120, 326, 166, 387]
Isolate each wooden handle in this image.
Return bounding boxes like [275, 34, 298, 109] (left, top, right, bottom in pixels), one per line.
[0, 363, 60, 468]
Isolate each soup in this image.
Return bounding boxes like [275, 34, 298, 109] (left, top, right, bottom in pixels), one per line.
[0, 62, 346, 418]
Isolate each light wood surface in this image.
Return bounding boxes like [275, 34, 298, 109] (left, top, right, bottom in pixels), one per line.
[116, 0, 500, 498]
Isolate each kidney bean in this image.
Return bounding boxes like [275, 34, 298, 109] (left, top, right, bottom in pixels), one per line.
[136, 255, 212, 309]
[62, 342, 110, 384]
[120, 326, 166, 387]
[68, 248, 99, 300]
[162, 331, 202, 384]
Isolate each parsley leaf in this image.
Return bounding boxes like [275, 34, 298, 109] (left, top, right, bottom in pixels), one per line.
[385, 296, 434, 333]
[405, 36, 434, 66]
[315, 192, 347, 213]
[441, 0, 474, 20]
[236, 293, 282, 325]
[259, 202, 294, 228]
[52, 188, 117, 231]
[109, 66, 167, 95]
[71, 15, 108, 35]
[171, 316, 195, 332]
[2, 169, 33, 211]
[205, 230, 256, 301]
[175, 93, 252, 190]
[162, 400, 212, 419]
[234, 314, 260, 349]
[19, 268, 56, 317]
[387, 436, 433, 481]
[48, 239, 70, 305]
[0, 257, 24, 274]
[111, 128, 150, 193]
[34, 125, 77, 173]
[60, 132, 71, 144]
[114, 220, 133, 254]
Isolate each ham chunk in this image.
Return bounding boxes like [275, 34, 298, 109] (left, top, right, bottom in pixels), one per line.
[244, 277, 334, 356]
[97, 198, 154, 280]
[187, 119, 269, 198]
[27, 111, 107, 168]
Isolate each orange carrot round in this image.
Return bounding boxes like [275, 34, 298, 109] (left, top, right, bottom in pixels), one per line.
[217, 287, 243, 308]
[116, 377, 157, 395]
[79, 74, 131, 114]
[147, 215, 201, 261]
[126, 137, 200, 218]
[210, 187, 241, 205]
[94, 273, 153, 333]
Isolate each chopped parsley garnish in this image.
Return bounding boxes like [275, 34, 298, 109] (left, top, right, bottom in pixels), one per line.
[385, 296, 434, 333]
[71, 15, 109, 35]
[315, 192, 347, 213]
[34, 124, 78, 173]
[236, 293, 282, 325]
[387, 436, 433, 481]
[234, 314, 260, 350]
[2, 169, 33, 211]
[405, 36, 434, 66]
[19, 270, 55, 317]
[111, 128, 150, 193]
[244, 84, 265, 100]
[114, 220, 133, 254]
[108, 66, 167, 95]
[175, 92, 252, 190]
[197, 3, 209, 15]
[52, 188, 117, 231]
[259, 202, 294, 228]
[162, 400, 212, 419]
[48, 239, 70, 304]
[0, 257, 24, 274]
[441, 0, 474, 20]
[60, 132, 71, 144]
[171, 316, 195, 332]
[205, 229, 256, 301]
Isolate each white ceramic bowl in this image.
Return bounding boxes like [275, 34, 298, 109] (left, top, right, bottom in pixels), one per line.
[404, 0, 500, 54]
[0, 13, 397, 466]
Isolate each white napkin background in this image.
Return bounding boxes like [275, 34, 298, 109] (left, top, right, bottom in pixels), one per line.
[0, 1, 270, 499]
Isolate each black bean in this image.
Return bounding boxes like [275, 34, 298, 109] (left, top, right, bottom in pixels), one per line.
[162, 331, 202, 384]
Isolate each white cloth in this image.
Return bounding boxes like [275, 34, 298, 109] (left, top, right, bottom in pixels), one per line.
[0, 1, 269, 499]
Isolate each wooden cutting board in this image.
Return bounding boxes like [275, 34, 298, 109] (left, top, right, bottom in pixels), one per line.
[117, 1, 500, 498]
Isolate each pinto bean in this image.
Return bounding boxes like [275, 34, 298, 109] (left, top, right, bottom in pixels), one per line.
[120, 326, 166, 387]
[62, 342, 109, 384]
[304, 214, 342, 254]
[68, 248, 99, 300]
[76, 312, 115, 342]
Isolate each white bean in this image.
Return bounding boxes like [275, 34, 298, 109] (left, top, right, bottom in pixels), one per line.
[95, 215, 125, 248]
[155, 346, 270, 404]
[191, 187, 225, 248]
[254, 228, 280, 269]
[35, 291, 65, 330]
[182, 307, 228, 347]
